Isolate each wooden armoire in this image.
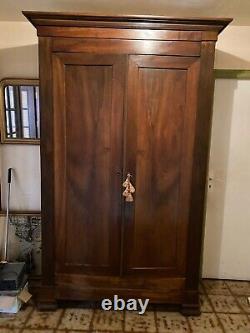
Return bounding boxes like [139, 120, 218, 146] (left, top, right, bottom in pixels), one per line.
[24, 12, 231, 314]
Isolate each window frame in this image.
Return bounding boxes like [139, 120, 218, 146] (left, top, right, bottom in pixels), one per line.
[0, 78, 40, 144]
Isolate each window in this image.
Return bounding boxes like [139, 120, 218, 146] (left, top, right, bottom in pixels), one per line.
[0, 79, 39, 144]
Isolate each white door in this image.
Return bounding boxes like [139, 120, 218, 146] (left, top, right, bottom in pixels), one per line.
[203, 76, 250, 280]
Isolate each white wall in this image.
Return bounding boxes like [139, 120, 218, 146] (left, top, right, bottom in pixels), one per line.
[0, 21, 250, 279]
[202, 25, 250, 279]
[0, 22, 40, 211]
[1, 145, 41, 211]
[215, 26, 250, 69]
[0, 22, 38, 76]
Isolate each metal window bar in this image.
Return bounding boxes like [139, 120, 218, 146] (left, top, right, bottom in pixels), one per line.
[33, 86, 39, 138]
[5, 86, 14, 137]
[35, 86, 40, 138]
[15, 85, 23, 138]
[27, 86, 35, 138]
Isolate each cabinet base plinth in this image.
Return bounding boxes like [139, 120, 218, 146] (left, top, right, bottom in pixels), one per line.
[36, 299, 58, 311]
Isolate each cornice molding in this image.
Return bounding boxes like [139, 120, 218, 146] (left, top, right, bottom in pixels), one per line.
[23, 11, 232, 34]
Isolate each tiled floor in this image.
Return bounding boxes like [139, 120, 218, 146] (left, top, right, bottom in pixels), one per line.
[0, 279, 250, 333]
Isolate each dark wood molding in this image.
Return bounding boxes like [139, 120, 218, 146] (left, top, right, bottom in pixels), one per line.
[0, 211, 41, 216]
[52, 38, 201, 56]
[23, 11, 232, 33]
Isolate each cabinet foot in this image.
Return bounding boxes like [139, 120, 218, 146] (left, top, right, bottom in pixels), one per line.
[181, 303, 201, 316]
[34, 285, 58, 311]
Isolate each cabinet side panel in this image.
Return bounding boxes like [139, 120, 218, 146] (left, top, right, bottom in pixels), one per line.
[185, 41, 216, 301]
[39, 37, 55, 286]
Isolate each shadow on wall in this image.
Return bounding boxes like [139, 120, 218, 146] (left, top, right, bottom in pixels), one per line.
[0, 44, 38, 78]
[215, 49, 250, 69]
[203, 77, 237, 278]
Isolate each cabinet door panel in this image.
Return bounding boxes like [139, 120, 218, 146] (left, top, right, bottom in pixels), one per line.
[53, 53, 125, 275]
[124, 55, 200, 276]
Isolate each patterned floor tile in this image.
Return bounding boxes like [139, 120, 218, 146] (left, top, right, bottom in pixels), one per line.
[0, 306, 33, 328]
[200, 294, 213, 313]
[188, 313, 223, 333]
[92, 310, 124, 331]
[25, 309, 63, 329]
[83, 331, 123, 333]
[208, 295, 241, 313]
[218, 313, 250, 332]
[156, 311, 189, 332]
[22, 330, 54, 333]
[203, 279, 231, 295]
[226, 281, 250, 295]
[58, 308, 93, 330]
[125, 311, 156, 332]
[236, 296, 250, 313]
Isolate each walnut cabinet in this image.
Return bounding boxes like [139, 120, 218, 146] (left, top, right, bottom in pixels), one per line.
[24, 12, 231, 314]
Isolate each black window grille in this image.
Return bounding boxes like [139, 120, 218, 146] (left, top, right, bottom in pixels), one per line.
[4, 85, 40, 139]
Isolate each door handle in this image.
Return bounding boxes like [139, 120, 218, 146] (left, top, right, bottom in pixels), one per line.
[122, 173, 135, 202]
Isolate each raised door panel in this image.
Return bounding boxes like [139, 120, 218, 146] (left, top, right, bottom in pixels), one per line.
[53, 53, 125, 275]
[124, 55, 200, 276]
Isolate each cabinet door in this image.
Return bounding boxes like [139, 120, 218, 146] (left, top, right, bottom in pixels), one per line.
[124, 55, 200, 276]
[53, 53, 125, 275]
